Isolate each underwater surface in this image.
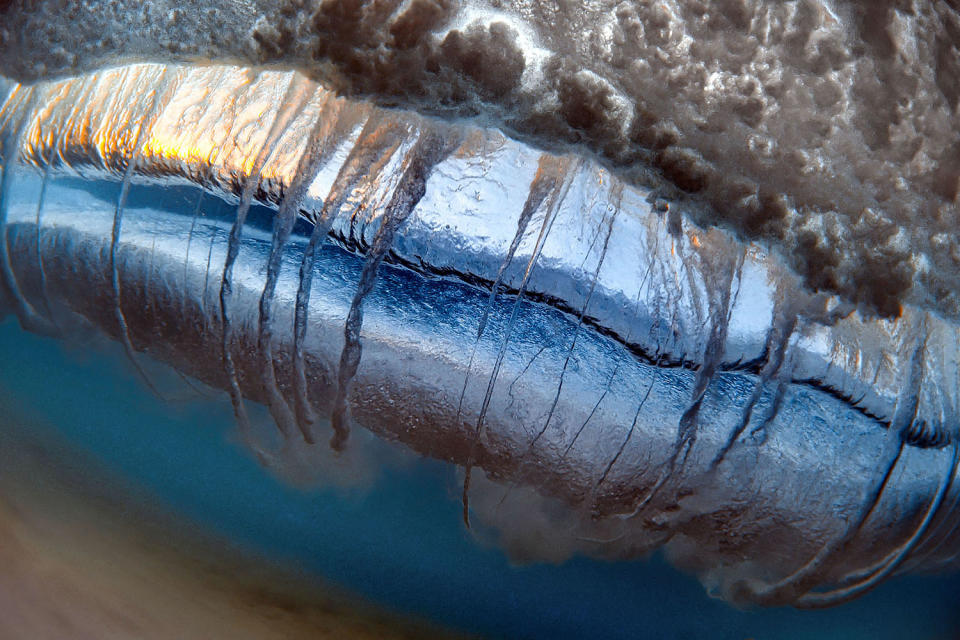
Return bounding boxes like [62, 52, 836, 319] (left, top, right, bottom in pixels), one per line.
[2, 1, 960, 637]
[1, 239, 959, 639]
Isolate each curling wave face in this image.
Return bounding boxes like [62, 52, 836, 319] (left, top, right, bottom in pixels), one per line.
[1, 64, 960, 608]
[1, 0, 959, 321]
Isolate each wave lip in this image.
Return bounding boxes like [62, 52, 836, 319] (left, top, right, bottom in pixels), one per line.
[1, 63, 959, 607]
[2, 1, 959, 321]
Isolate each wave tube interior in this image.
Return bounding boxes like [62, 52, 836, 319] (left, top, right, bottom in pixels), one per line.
[0, 2, 959, 639]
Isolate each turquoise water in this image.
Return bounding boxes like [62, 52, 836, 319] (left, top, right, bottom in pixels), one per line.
[0, 317, 957, 639]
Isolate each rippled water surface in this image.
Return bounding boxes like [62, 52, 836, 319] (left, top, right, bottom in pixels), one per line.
[2, 315, 960, 639]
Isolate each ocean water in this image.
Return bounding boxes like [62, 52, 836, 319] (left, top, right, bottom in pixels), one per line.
[0, 316, 958, 639]
[3, 4, 960, 634]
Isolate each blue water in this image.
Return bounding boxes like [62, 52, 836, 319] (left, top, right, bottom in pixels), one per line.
[0, 317, 957, 639]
